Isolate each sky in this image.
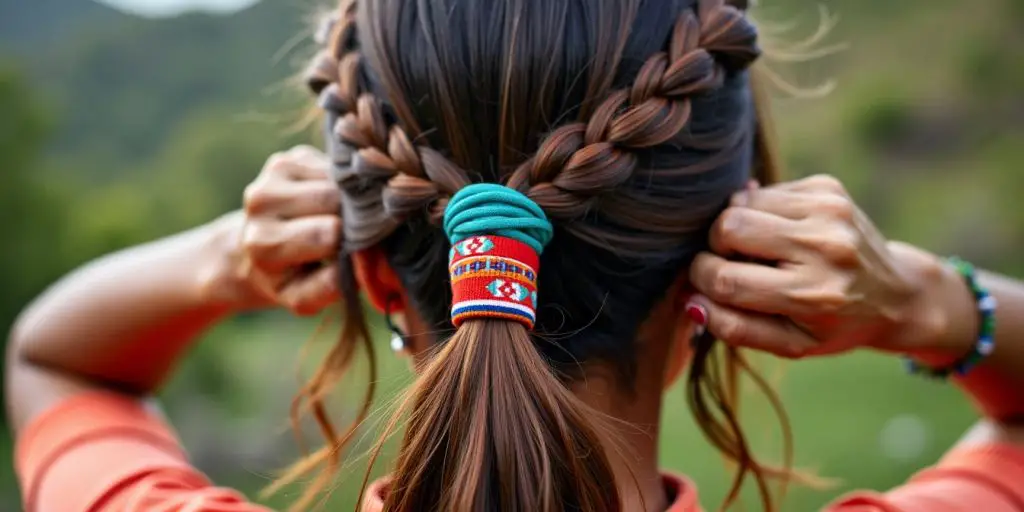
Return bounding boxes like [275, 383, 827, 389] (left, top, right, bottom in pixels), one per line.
[96, 0, 259, 17]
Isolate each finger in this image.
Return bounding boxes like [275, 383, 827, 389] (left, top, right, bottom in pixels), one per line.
[687, 296, 819, 359]
[244, 179, 341, 218]
[285, 145, 332, 179]
[689, 252, 816, 316]
[730, 188, 823, 220]
[263, 148, 330, 181]
[277, 264, 340, 316]
[243, 215, 341, 270]
[710, 206, 804, 260]
[767, 174, 849, 197]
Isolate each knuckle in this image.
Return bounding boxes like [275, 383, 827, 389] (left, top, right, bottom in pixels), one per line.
[322, 266, 340, 291]
[325, 216, 343, 243]
[820, 228, 860, 265]
[689, 253, 714, 286]
[813, 283, 849, 312]
[718, 317, 750, 346]
[265, 151, 289, 172]
[715, 208, 746, 245]
[311, 217, 342, 249]
[729, 190, 750, 208]
[240, 224, 261, 252]
[241, 223, 277, 255]
[710, 266, 738, 301]
[315, 184, 341, 212]
[806, 174, 845, 193]
[280, 294, 306, 315]
[291, 145, 327, 165]
[817, 195, 855, 221]
[243, 182, 271, 214]
[790, 283, 846, 314]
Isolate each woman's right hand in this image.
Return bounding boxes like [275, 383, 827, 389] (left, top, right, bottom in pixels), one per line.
[203, 145, 343, 315]
[686, 175, 970, 360]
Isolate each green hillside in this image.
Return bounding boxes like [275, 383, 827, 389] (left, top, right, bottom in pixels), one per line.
[18, 0, 309, 176]
[0, 0, 129, 54]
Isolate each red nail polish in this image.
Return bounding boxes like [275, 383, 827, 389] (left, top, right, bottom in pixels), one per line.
[686, 303, 708, 326]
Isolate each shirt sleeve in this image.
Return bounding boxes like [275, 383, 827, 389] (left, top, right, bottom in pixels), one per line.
[827, 443, 1024, 512]
[15, 391, 273, 512]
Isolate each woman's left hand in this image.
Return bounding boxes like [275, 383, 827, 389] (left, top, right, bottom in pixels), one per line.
[687, 174, 946, 359]
[202, 145, 342, 315]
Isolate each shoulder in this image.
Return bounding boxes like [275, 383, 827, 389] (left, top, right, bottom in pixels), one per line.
[16, 391, 271, 512]
[825, 441, 1024, 512]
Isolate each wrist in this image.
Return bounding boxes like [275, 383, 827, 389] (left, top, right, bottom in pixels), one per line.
[194, 211, 249, 310]
[888, 242, 978, 365]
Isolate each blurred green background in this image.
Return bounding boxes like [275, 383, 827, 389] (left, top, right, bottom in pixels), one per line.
[1, 0, 1022, 510]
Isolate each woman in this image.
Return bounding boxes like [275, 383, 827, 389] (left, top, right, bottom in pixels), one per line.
[8, 0, 1024, 510]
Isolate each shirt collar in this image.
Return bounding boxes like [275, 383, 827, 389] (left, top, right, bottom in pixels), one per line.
[361, 472, 702, 512]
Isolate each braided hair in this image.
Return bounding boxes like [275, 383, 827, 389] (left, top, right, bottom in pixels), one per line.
[282, 0, 799, 510]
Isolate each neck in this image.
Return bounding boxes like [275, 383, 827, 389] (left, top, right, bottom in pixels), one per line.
[571, 366, 669, 512]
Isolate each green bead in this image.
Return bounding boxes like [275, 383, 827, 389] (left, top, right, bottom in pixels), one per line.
[981, 315, 996, 336]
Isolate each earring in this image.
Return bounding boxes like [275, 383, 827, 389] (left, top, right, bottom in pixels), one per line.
[389, 331, 406, 353]
[384, 295, 408, 354]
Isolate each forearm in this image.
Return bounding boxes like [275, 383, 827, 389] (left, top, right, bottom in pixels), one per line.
[6, 215, 240, 430]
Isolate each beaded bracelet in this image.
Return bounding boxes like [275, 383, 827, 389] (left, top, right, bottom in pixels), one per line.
[905, 257, 997, 379]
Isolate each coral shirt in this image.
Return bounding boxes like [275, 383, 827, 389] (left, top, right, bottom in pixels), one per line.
[16, 392, 1024, 512]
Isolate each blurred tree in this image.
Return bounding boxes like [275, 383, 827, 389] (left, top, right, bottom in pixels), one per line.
[149, 107, 310, 231]
[24, 0, 309, 177]
[0, 63, 69, 333]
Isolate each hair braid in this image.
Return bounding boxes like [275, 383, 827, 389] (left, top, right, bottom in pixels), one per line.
[263, 5, 381, 512]
[508, 0, 759, 230]
[309, 9, 471, 249]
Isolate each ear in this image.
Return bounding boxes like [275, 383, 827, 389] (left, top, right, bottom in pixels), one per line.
[663, 283, 696, 389]
[351, 245, 406, 314]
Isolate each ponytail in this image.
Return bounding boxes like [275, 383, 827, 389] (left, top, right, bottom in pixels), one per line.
[373, 321, 618, 511]
[362, 184, 620, 511]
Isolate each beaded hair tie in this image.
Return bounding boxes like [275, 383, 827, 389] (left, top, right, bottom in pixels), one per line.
[442, 183, 553, 330]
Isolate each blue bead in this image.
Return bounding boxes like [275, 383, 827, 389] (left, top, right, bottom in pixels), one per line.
[978, 295, 997, 312]
[903, 358, 919, 373]
[978, 337, 995, 355]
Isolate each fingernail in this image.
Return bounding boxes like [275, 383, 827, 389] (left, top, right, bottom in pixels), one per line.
[747, 179, 761, 191]
[731, 191, 749, 207]
[686, 300, 709, 343]
[685, 301, 708, 327]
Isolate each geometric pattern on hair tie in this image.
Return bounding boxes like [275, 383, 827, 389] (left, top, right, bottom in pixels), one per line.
[449, 235, 539, 329]
[453, 236, 496, 256]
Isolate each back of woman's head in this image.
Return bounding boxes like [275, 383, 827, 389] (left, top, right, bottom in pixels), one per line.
[298, 0, 773, 510]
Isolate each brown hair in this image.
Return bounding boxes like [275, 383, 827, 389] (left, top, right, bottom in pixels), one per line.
[275, 0, 800, 510]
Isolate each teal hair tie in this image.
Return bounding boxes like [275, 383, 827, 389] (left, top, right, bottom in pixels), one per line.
[443, 184, 553, 254]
